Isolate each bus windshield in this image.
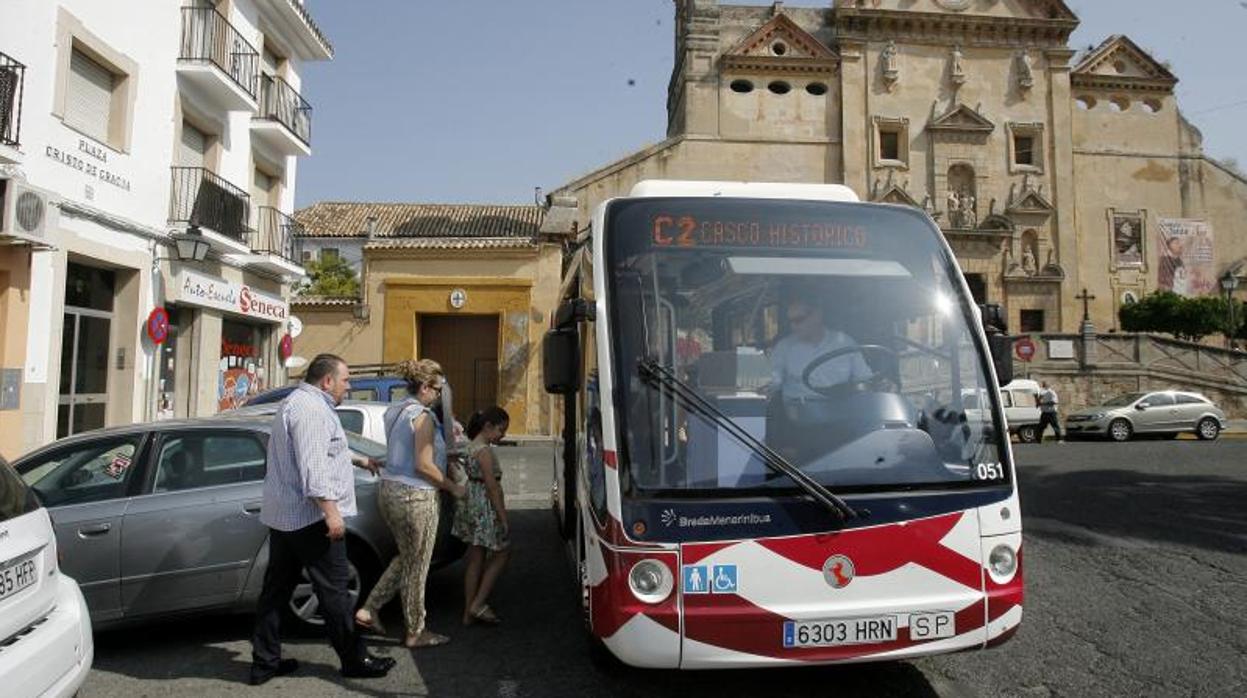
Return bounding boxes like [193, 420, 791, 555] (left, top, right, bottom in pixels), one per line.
[605, 197, 1008, 494]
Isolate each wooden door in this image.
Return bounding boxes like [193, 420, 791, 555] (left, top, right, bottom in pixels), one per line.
[418, 314, 499, 422]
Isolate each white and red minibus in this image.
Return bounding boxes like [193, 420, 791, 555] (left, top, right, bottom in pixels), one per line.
[544, 180, 1022, 669]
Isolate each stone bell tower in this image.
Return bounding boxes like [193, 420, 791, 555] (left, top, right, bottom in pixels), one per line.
[669, 0, 721, 137]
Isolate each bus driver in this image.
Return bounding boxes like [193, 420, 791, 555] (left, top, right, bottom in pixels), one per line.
[768, 297, 873, 427]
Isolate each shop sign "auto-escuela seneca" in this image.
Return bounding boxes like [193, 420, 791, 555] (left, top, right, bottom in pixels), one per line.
[173, 269, 289, 324]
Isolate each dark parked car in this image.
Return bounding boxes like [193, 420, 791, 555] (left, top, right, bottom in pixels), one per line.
[11, 414, 462, 630]
[240, 376, 409, 408]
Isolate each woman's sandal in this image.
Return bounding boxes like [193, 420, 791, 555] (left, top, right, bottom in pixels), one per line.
[353, 609, 387, 636]
[406, 631, 450, 648]
[470, 605, 501, 626]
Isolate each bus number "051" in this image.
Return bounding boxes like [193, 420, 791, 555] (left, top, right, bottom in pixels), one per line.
[975, 462, 1005, 481]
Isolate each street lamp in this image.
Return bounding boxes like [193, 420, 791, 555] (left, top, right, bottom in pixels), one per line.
[170, 224, 211, 263]
[1221, 270, 1240, 349]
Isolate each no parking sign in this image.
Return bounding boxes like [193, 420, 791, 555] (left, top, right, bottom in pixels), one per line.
[1015, 337, 1036, 362]
[146, 307, 170, 345]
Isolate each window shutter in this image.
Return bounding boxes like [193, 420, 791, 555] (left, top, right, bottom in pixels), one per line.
[66, 49, 114, 143]
[251, 168, 273, 207]
[179, 122, 207, 168]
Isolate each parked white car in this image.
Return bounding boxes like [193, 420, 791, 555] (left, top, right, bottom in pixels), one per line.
[0, 455, 94, 698]
[963, 379, 1043, 443]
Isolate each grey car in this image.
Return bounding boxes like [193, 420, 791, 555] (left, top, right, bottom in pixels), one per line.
[1064, 390, 1228, 442]
[11, 415, 461, 630]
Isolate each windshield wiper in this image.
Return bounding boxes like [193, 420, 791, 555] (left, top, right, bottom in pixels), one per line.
[637, 357, 859, 521]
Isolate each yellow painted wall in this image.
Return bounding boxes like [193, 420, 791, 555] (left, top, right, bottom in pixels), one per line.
[0, 248, 31, 461]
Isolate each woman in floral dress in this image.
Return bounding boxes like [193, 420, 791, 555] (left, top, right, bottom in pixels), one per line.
[452, 406, 511, 625]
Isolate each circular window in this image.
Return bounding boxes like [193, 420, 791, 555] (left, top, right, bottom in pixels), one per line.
[805, 82, 828, 96]
[730, 79, 754, 94]
[768, 81, 791, 95]
[771, 41, 788, 57]
[1110, 96, 1131, 112]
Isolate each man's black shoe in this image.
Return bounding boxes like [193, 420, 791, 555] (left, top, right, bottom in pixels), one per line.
[249, 658, 299, 686]
[341, 655, 396, 678]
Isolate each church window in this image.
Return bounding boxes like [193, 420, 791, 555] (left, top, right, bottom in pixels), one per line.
[880, 131, 900, 161]
[873, 116, 909, 168]
[770, 40, 788, 57]
[1020, 310, 1045, 333]
[805, 82, 828, 96]
[1076, 95, 1097, 110]
[1143, 98, 1162, 114]
[767, 80, 791, 95]
[730, 79, 754, 94]
[1110, 96, 1131, 112]
[1014, 135, 1035, 166]
[1008, 122, 1045, 173]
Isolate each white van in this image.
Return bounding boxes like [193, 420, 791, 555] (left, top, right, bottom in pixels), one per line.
[963, 379, 1043, 443]
[0, 456, 94, 698]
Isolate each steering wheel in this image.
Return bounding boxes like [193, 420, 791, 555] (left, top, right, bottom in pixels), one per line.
[801, 344, 899, 397]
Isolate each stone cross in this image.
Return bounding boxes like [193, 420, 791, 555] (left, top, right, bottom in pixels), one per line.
[1076, 288, 1096, 322]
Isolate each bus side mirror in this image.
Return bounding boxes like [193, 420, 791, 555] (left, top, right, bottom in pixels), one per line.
[543, 328, 580, 394]
[988, 333, 1014, 387]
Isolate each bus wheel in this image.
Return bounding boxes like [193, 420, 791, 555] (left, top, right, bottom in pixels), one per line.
[1017, 425, 1039, 443]
[1109, 419, 1133, 442]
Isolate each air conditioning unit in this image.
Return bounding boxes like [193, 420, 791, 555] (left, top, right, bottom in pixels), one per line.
[1, 179, 54, 245]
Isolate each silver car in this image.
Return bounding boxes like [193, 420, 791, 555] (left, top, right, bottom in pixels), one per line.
[11, 415, 462, 630]
[1064, 390, 1228, 442]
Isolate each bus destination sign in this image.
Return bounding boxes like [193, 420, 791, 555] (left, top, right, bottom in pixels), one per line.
[651, 214, 868, 251]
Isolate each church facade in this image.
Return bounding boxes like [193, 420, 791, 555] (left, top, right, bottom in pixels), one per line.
[551, 0, 1247, 336]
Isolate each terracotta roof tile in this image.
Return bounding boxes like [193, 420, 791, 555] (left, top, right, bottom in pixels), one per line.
[363, 237, 538, 251]
[294, 203, 544, 239]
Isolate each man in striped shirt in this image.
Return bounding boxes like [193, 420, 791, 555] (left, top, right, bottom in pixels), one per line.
[250, 354, 395, 685]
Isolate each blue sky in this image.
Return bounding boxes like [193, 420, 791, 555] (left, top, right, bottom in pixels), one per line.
[295, 0, 1247, 207]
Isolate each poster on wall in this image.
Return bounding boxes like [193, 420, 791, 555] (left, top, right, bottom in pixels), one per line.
[1157, 219, 1216, 297]
[1110, 212, 1145, 268]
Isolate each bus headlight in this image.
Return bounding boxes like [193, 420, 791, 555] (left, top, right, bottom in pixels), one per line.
[989, 544, 1017, 577]
[628, 559, 673, 604]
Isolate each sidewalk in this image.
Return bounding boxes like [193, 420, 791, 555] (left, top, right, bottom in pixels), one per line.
[1222, 419, 1247, 438]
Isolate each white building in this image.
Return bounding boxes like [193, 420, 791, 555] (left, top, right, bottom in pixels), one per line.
[0, 0, 332, 458]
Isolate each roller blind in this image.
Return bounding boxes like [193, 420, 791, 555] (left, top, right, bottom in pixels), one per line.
[179, 122, 206, 168]
[66, 49, 114, 143]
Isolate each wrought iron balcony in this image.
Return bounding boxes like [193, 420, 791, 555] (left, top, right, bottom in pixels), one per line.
[255, 74, 312, 150]
[178, 6, 260, 105]
[252, 206, 304, 265]
[1, 51, 26, 148]
[169, 167, 251, 242]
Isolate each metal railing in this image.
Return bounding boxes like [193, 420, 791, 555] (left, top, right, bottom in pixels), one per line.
[0, 51, 25, 147]
[252, 206, 304, 264]
[257, 74, 311, 145]
[178, 6, 260, 101]
[169, 167, 251, 241]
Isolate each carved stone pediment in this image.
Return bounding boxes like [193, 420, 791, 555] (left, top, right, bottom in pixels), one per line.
[1007, 180, 1054, 215]
[722, 10, 839, 75]
[927, 102, 996, 134]
[872, 183, 921, 208]
[1072, 34, 1177, 92]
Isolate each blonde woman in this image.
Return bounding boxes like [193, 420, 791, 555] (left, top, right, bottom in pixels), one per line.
[354, 359, 465, 648]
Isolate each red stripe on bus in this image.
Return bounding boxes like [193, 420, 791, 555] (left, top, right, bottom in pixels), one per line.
[604, 450, 618, 468]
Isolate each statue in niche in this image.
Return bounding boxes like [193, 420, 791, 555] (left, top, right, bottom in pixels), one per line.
[950, 45, 966, 86]
[1021, 245, 1038, 276]
[960, 190, 977, 228]
[882, 40, 899, 87]
[946, 189, 961, 226]
[1017, 50, 1034, 90]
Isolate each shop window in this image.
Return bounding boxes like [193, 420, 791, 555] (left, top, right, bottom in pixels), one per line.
[220, 320, 267, 411]
[1020, 309, 1045, 333]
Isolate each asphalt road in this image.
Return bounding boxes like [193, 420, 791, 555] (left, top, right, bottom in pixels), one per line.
[80, 439, 1247, 698]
